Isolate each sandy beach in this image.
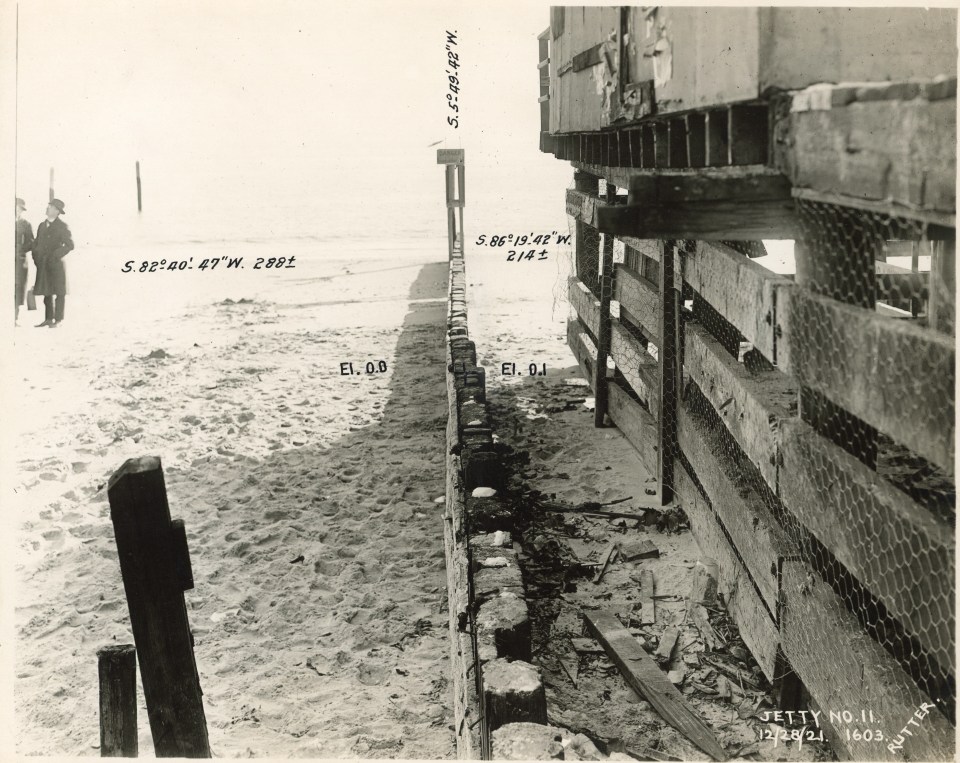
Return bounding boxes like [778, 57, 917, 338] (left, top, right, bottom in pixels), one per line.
[11, 247, 460, 757]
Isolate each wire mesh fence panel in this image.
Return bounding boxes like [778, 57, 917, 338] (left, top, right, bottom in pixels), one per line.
[679, 197, 955, 749]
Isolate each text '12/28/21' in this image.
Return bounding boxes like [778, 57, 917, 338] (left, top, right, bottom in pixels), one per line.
[121, 256, 297, 273]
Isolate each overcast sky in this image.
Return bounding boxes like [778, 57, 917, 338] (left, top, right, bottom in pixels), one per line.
[14, 1, 561, 221]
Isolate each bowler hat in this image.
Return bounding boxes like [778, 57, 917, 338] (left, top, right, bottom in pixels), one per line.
[16, 197, 25, 210]
[49, 198, 66, 214]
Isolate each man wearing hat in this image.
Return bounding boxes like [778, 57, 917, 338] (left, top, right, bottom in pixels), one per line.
[15, 197, 34, 324]
[33, 198, 74, 328]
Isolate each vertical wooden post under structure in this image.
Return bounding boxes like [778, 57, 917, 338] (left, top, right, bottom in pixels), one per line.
[108, 456, 210, 758]
[657, 241, 680, 505]
[794, 216, 879, 468]
[593, 183, 616, 426]
[928, 238, 956, 335]
[98, 644, 138, 758]
[136, 161, 142, 212]
[48, 168, 54, 202]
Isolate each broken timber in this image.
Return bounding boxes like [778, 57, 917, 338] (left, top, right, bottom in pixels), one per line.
[584, 610, 728, 761]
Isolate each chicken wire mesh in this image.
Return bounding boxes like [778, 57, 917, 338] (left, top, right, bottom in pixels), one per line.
[564, 174, 955, 740]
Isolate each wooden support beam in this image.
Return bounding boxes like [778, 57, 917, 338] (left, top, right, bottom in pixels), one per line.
[657, 244, 680, 505]
[685, 113, 706, 168]
[677, 391, 797, 615]
[781, 92, 955, 225]
[928, 238, 956, 335]
[597, 198, 797, 240]
[778, 287, 955, 475]
[612, 264, 660, 345]
[668, 118, 688, 168]
[684, 323, 797, 492]
[107, 456, 211, 758]
[610, 320, 658, 416]
[584, 611, 729, 761]
[607, 381, 658, 475]
[98, 644, 138, 758]
[705, 110, 729, 167]
[654, 122, 669, 167]
[728, 104, 768, 165]
[628, 129, 642, 168]
[685, 240, 792, 364]
[675, 466, 779, 683]
[567, 177, 798, 240]
[641, 124, 655, 168]
[780, 561, 955, 762]
[595, 184, 617, 426]
[778, 417, 955, 676]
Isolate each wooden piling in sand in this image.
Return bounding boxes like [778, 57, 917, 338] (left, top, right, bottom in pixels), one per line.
[136, 161, 142, 212]
[108, 456, 210, 758]
[48, 168, 54, 202]
[482, 659, 547, 733]
[98, 644, 138, 757]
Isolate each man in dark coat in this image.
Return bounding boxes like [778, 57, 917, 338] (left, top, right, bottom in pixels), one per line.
[33, 198, 73, 328]
[15, 197, 34, 324]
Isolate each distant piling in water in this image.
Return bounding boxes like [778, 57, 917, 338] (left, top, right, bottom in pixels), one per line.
[136, 161, 142, 212]
[48, 168, 54, 202]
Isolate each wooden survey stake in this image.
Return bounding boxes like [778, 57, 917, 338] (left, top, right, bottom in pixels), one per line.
[584, 611, 728, 761]
[98, 644, 138, 757]
[108, 456, 210, 758]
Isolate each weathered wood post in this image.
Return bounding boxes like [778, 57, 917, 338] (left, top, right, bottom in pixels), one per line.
[48, 168, 54, 202]
[98, 644, 138, 757]
[593, 182, 616, 427]
[136, 161, 142, 212]
[108, 456, 210, 758]
[657, 241, 681, 504]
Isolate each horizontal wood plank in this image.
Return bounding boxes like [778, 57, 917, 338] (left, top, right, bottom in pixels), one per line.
[567, 319, 597, 391]
[571, 163, 790, 204]
[584, 610, 729, 761]
[568, 276, 602, 337]
[684, 323, 797, 491]
[607, 382, 657, 475]
[685, 241, 792, 364]
[612, 264, 660, 344]
[778, 287, 955, 474]
[595, 197, 798, 240]
[619, 236, 661, 262]
[610, 321, 658, 417]
[678, 394, 798, 616]
[675, 466, 779, 681]
[778, 417, 955, 676]
[780, 561, 955, 762]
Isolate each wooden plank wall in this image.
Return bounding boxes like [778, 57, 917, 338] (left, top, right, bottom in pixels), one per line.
[563, 144, 955, 758]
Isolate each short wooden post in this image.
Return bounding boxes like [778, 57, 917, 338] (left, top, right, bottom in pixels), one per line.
[482, 659, 547, 735]
[657, 242, 680, 504]
[136, 161, 142, 212]
[108, 456, 210, 758]
[48, 168, 54, 202]
[594, 182, 616, 426]
[98, 644, 138, 757]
